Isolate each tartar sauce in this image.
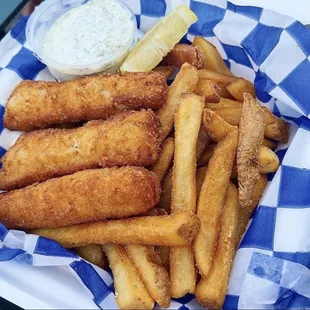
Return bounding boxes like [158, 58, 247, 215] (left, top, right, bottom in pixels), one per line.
[42, 0, 135, 66]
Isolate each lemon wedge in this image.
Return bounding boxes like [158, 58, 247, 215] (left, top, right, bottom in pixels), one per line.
[120, 6, 197, 72]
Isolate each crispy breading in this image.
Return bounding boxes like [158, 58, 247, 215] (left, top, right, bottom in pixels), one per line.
[0, 167, 160, 229]
[31, 211, 200, 248]
[0, 110, 160, 190]
[161, 44, 205, 69]
[4, 72, 167, 131]
[153, 66, 175, 80]
[237, 94, 265, 208]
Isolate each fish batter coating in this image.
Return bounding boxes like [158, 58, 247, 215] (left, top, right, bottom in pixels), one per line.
[0, 110, 160, 190]
[0, 167, 161, 229]
[4, 72, 167, 131]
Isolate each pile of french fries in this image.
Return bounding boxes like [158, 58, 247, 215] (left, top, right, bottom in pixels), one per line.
[74, 37, 289, 309]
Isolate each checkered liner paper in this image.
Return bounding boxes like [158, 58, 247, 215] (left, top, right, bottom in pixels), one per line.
[0, 0, 310, 309]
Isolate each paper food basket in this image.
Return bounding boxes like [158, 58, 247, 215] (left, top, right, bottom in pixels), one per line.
[0, 0, 310, 309]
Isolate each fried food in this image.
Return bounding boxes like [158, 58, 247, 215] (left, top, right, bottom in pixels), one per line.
[161, 44, 205, 69]
[206, 97, 242, 109]
[153, 66, 175, 80]
[237, 174, 268, 242]
[193, 36, 232, 75]
[262, 138, 277, 150]
[196, 166, 208, 196]
[197, 145, 216, 167]
[226, 78, 256, 101]
[32, 211, 200, 248]
[102, 244, 154, 309]
[196, 184, 239, 309]
[158, 168, 173, 212]
[150, 137, 174, 183]
[170, 93, 204, 297]
[76, 244, 107, 269]
[194, 129, 238, 278]
[262, 107, 289, 143]
[194, 79, 221, 103]
[258, 145, 280, 173]
[4, 72, 167, 131]
[0, 167, 160, 229]
[237, 94, 265, 208]
[196, 126, 210, 160]
[157, 63, 199, 142]
[126, 245, 171, 308]
[0, 110, 160, 190]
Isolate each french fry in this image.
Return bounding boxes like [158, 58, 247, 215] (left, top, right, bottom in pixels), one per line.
[150, 137, 174, 183]
[226, 78, 256, 101]
[198, 69, 236, 98]
[197, 144, 216, 167]
[258, 145, 280, 173]
[203, 108, 237, 142]
[170, 93, 204, 297]
[194, 79, 221, 103]
[193, 36, 232, 75]
[76, 244, 108, 269]
[206, 103, 289, 143]
[126, 245, 171, 308]
[262, 107, 289, 143]
[194, 129, 238, 278]
[196, 183, 239, 309]
[237, 174, 268, 242]
[157, 63, 199, 142]
[153, 66, 175, 80]
[102, 244, 154, 309]
[156, 246, 169, 267]
[158, 168, 173, 212]
[237, 94, 265, 208]
[196, 166, 208, 196]
[196, 125, 210, 160]
[262, 138, 277, 150]
[161, 44, 205, 69]
[32, 211, 200, 248]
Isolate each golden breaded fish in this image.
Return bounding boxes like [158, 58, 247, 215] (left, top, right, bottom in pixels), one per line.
[0, 167, 160, 229]
[0, 110, 160, 190]
[4, 72, 167, 131]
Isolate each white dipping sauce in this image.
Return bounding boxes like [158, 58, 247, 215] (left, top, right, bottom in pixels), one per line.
[42, 0, 135, 66]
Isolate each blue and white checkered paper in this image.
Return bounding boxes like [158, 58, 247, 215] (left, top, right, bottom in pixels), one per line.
[1, 0, 310, 309]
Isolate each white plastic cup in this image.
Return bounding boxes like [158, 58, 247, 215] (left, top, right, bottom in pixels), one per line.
[26, 0, 138, 81]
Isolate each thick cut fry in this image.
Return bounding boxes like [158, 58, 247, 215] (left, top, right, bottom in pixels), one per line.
[196, 166, 208, 197]
[32, 211, 200, 248]
[193, 36, 232, 75]
[237, 174, 268, 242]
[153, 66, 175, 80]
[237, 94, 265, 208]
[170, 93, 204, 297]
[0, 167, 160, 229]
[196, 126, 210, 160]
[207, 106, 242, 126]
[258, 145, 280, 173]
[194, 79, 221, 103]
[0, 110, 160, 190]
[262, 107, 289, 143]
[150, 137, 174, 183]
[126, 245, 171, 308]
[157, 63, 199, 142]
[161, 44, 205, 69]
[76, 244, 107, 269]
[205, 97, 242, 109]
[262, 138, 277, 150]
[197, 145, 216, 167]
[203, 108, 237, 142]
[102, 244, 154, 309]
[196, 184, 239, 309]
[4, 72, 167, 131]
[194, 130, 238, 278]
[155, 209, 170, 266]
[158, 168, 173, 212]
[226, 78, 255, 101]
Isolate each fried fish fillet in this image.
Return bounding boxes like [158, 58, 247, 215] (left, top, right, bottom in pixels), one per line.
[4, 72, 167, 131]
[0, 167, 160, 229]
[0, 110, 160, 190]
